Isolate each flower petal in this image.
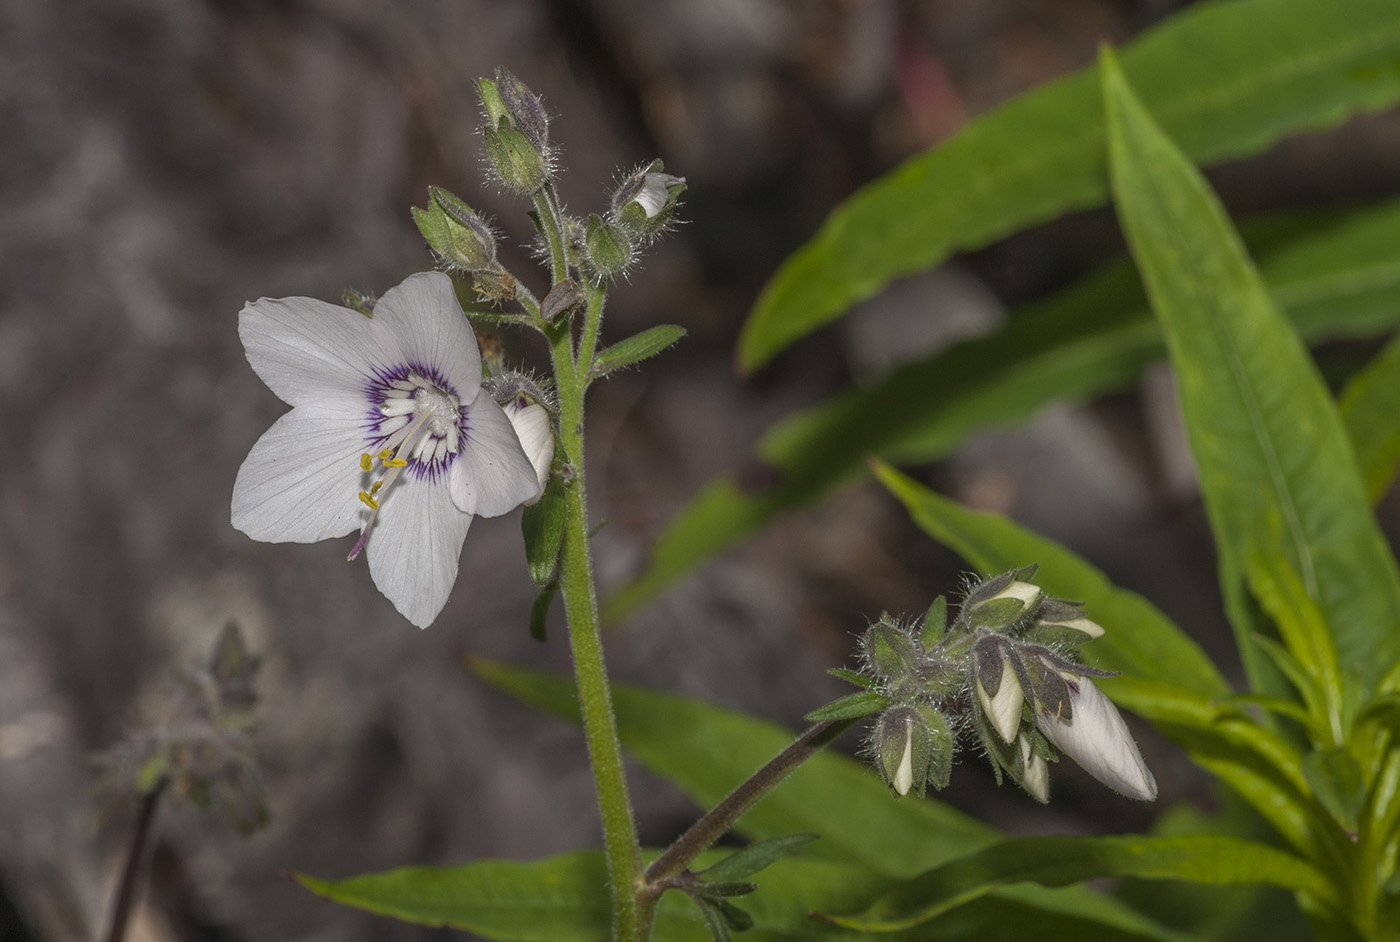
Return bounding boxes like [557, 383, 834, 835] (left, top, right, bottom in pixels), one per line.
[374, 272, 482, 402]
[1036, 678, 1157, 800]
[365, 473, 474, 629]
[239, 295, 390, 408]
[231, 404, 367, 543]
[450, 396, 543, 516]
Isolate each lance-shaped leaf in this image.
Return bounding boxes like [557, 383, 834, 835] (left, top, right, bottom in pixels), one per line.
[738, 0, 1400, 370]
[590, 325, 686, 376]
[606, 198, 1400, 624]
[1102, 50, 1400, 697]
[1341, 331, 1400, 504]
[825, 835, 1336, 932]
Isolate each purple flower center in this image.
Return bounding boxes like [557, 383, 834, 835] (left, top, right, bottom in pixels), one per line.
[363, 362, 470, 481]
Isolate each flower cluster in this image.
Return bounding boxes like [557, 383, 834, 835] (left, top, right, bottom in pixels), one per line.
[831, 568, 1156, 803]
[231, 272, 549, 628]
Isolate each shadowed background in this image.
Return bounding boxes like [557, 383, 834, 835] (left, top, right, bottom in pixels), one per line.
[4, 0, 1400, 939]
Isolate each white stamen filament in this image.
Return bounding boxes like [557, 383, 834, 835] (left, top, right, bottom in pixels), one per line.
[346, 408, 436, 562]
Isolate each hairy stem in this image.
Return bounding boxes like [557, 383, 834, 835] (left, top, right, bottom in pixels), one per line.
[532, 186, 569, 285]
[644, 718, 858, 887]
[101, 777, 168, 942]
[548, 286, 645, 940]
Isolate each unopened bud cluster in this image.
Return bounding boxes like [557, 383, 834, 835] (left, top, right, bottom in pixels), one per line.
[826, 567, 1156, 803]
[96, 625, 268, 834]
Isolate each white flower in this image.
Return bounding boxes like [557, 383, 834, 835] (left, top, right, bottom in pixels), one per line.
[1034, 675, 1157, 801]
[501, 396, 555, 499]
[231, 272, 542, 628]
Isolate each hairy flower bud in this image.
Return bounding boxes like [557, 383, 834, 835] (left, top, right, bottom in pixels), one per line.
[874, 706, 938, 797]
[1015, 732, 1051, 803]
[972, 636, 1025, 744]
[963, 571, 1042, 631]
[611, 160, 686, 243]
[1034, 674, 1156, 800]
[1032, 598, 1105, 640]
[861, 619, 919, 684]
[584, 213, 633, 283]
[477, 69, 551, 193]
[412, 186, 498, 273]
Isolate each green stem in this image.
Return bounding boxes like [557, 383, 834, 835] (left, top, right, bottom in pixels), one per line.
[643, 719, 856, 888]
[532, 186, 569, 285]
[547, 292, 645, 940]
[577, 280, 606, 376]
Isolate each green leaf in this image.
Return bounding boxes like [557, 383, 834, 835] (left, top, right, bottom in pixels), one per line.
[522, 476, 566, 587]
[1301, 748, 1364, 835]
[591, 325, 686, 376]
[1102, 50, 1400, 696]
[296, 852, 612, 941]
[468, 659, 1192, 940]
[1341, 331, 1400, 503]
[1243, 548, 1347, 744]
[803, 690, 888, 722]
[826, 835, 1336, 932]
[699, 834, 819, 883]
[871, 461, 1226, 699]
[738, 0, 1400, 370]
[606, 197, 1400, 625]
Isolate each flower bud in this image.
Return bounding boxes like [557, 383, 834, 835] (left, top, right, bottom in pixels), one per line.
[963, 570, 1042, 631]
[1034, 674, 1156, 800]
[476, 69, 551, 194]
[611, 160, 686, 243]
[914, 704, 953, 791]
[491, 68, 549, 152]
[504, 398, 554, 498]
[411, 186, 498, 272]
[490, 374, 556, 499]
[1015, 732, 1050, 803]
[874, 706, 931, 797]
[483, 125, 550, 194]
[972, 636, 1025, 744]
[584, 213, 633, 282]
[861, 619, 918, 684]
[1032, 598, 1104, 640]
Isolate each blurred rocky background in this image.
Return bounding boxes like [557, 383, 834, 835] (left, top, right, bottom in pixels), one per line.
[4, 0, 1400, 939]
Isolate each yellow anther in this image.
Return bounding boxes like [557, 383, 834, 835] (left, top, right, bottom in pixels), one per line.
[358, 491, 380, 510]
[370, 481, 383, 496]
[359, 453, 373, 472]
[384, 457, 408, 468]
[378, 448, 395, 460]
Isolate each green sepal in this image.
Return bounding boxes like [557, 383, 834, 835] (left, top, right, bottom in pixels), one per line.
[483, 125, 547, 194]
[827, 667, 873, 688]
[521, 475, 566, 587]
[804, 690, 889, 723]
[920, 596, 948, 646]
[964, 597, 1025, 632]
